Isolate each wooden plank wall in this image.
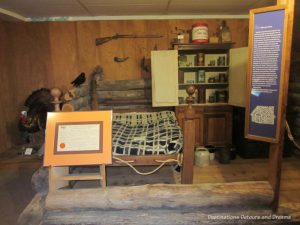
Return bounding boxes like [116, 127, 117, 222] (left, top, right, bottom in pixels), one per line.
[0, 21, 15, 151]
[287, 1, 300, 152]
[0, 19, 249, 153]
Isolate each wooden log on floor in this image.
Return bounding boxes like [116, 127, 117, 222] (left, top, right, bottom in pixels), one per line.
[46, 182, 272, 211]
[43, 208, 276, 225]
[95, 79, 151, 91]
[43, 182, 274, 225]
[18, 193, 45, 225]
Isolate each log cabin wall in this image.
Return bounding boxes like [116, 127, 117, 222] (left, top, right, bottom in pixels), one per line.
[287, 1, 300, 154]
[0, 19, 249, 153]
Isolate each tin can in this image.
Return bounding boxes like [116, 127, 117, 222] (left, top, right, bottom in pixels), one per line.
[197, 70, 205, 83]
[197, 53, 205, 66]
[192, 23, 208, 43]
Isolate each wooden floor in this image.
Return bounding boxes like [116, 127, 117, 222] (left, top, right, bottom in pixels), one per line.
[0, 150, 41, 225]
[174, 155, 300, 219]
[2, 148, 300, 224]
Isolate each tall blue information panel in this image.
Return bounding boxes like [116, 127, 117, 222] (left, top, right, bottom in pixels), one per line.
[245, 7, 287, 143]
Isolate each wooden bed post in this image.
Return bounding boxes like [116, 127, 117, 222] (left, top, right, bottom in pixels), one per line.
[51, 88, 62, 112]
[181, 85, 196, 184]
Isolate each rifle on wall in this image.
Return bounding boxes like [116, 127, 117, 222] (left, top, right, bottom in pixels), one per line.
[95, 33, 163, 46]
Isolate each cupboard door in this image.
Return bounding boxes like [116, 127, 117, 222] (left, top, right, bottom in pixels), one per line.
[204, 112, 232, 146]
[228, 47, 248, 107]
[151, 50, 178, 107]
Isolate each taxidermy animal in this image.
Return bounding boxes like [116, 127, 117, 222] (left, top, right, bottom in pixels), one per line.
[19, 88, 54, 133]
[71, 72, 86, 87]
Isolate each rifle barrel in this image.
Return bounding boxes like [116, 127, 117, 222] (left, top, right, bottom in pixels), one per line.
[95, 34, 163, 46]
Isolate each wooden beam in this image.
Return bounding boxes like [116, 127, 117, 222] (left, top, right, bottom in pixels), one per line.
[45, 182, 273, 211]
[42, 182, 273, 225]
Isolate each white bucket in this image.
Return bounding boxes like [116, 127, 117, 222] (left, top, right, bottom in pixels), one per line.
[195, 147, 210, 167]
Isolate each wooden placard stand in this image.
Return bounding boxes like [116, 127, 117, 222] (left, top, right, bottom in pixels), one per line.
[245, 0, 295, 212]
[47, 88, 110, 191]
[269, 0, 295, 211]
[48, 165, 106, 192]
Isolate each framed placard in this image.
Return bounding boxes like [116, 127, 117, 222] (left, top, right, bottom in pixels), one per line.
[245, 5, 288, 143]
[54, 122, 103, 154]
[44, 111, 112, 166]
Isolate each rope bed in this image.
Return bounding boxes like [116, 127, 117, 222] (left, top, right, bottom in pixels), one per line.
[112, 111, 183, 156]
[60, 78, 192, 180]
[110, 111, 183, 175]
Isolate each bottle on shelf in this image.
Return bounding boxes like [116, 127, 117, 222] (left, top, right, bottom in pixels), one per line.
[217, 20, 232, 43]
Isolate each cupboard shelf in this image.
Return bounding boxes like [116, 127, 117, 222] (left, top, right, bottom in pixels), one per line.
[176, 44, 230, 104]
[178, 102, 229, 106]
[173, 42, 235, 50]
[179, 66, 229, 69]
[178, 83, 228, 86]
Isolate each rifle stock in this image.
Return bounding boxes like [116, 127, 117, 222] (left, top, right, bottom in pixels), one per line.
[95, 34, 163, 46]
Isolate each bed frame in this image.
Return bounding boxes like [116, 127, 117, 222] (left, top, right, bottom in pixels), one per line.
[56, 79, 196, 184]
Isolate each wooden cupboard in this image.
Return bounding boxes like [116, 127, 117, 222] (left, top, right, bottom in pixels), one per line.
[176, 105, 232, 147]
[151, 44, 248, 147]
[174, 43, 232, 104]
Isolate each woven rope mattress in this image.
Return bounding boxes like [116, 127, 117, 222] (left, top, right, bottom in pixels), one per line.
[112, 111, 183, 156]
